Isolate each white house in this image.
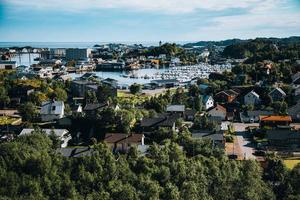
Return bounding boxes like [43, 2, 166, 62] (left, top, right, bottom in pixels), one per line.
[202, 95, 214, 110]
[40, 100, 64, 122]
[244, 90, 260, 105]
[0, 61, 17, 70]
[19, 128, 71, 148]
[207, 104, 227, 120]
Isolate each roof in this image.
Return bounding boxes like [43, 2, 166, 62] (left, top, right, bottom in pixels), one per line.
[259, 115, 292, 122]
[208, 104, 227, 113]
[246, 90, 260, 98]
[288, 102, 300, 116]
[185, 109, 197, 116]
[292, 72, 300, 82]
[56, 147, 95, 157]
[166, 105, 185, 112]
[84, 103, 107, 111]
[104, 133, 144, 144]
[40, 101, 64, 115]
[247, 110, 273, 117]
[141, 117, 165, 127]
[269, 87, 286, 96]
[80, 72, 98, 79]
[192, 131, 224, 141]
[201, 95, 213, 104]
[19, 128, 69, 138]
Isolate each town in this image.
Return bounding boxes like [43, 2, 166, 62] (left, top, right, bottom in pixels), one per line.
[0, 37, 300, 199]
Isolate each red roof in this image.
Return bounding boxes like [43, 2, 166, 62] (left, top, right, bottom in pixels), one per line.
[104, 133, 143, 144]
[259, 115, 292, 122]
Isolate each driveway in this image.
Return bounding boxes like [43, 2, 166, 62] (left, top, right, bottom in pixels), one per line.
[230, 122, 258, 160]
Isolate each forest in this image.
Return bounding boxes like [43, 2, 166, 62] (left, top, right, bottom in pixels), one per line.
[0, 130, 299, 200]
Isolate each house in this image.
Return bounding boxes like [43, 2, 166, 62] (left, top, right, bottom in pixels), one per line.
[214, 90, 238, 103]
[0, 61, 17, 69]
[40, 100, 64, 122]
[240, 110, 274, 123]
[259, 115, 292, 128]
[244, 90, 260, 105]
[83, 103, 108, 117]
[166, 105, 185, 114]
[140, 113, 181, 133]
[71, 80, 98, 97]
[288, 102, 300, 122]
[192, 131, 225, 149]
[294, 87, 300, 101]
[53, 74, 71, 82]
[267, 129, 300, 149]
[207, 104, 227, 120]
[184, 109, 197, 121]
[269, 87, 286, 102]
[201, 95, 214, 110]
[104, 133, 145, 153]
[101, 78, 118, 88]
[9, 85, 35, 103]
[19, 128, 71, 148]
[292, 72, 300, 85]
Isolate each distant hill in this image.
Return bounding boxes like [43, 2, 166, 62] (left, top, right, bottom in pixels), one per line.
[183, 39, 246, 48]
[183, 36, 300, 48]
[221, 36, 300, 62]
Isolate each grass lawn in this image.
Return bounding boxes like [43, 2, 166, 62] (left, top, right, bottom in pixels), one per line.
[117, 91, 150, 105]
[284, 159, 300, 169]
[0, 116, 21, 125]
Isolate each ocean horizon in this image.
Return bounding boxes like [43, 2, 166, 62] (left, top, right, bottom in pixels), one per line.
[0, 41, 193, 48]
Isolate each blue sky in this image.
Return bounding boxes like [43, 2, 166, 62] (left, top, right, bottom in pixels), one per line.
[0, 0, 299, 42]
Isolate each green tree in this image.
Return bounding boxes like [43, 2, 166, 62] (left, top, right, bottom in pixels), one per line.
[0, 86, 10, 108]
[129, 83, 142, 95]
[18, 102, 38, 122]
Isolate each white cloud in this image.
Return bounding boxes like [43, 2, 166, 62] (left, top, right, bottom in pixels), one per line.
[182, 10, 300, 40]
[4, 0, 282, 14]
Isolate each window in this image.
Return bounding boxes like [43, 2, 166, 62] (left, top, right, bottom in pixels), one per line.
[52, 106, 56, 111]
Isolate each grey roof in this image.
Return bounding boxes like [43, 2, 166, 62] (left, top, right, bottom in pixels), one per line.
[246, 90, 260, 98]
[20, 128, 69, 138]
[56, 147, 96, 157]
[141, 113, 180, 128]
[192, 131, 224, 141]
[84, 103, 107, 111]
[40, 101, 64, 115]
[269, 87, 286, 96]
[141, 117, 165, 127]
[80, 72, 98, 80]
[288, 102, 300, 116]
[185, 109, 197, 116]
[166, 105, 185, 112]
[247, 110, 274, 117]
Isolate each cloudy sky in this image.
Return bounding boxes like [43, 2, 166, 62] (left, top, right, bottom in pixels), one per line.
[0, 0, 299, 42]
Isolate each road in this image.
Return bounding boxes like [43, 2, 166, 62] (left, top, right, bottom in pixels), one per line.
[226, 122, 258, 160]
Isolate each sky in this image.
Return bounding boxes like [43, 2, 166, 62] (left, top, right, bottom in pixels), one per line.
[0, 0, 299, 42]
